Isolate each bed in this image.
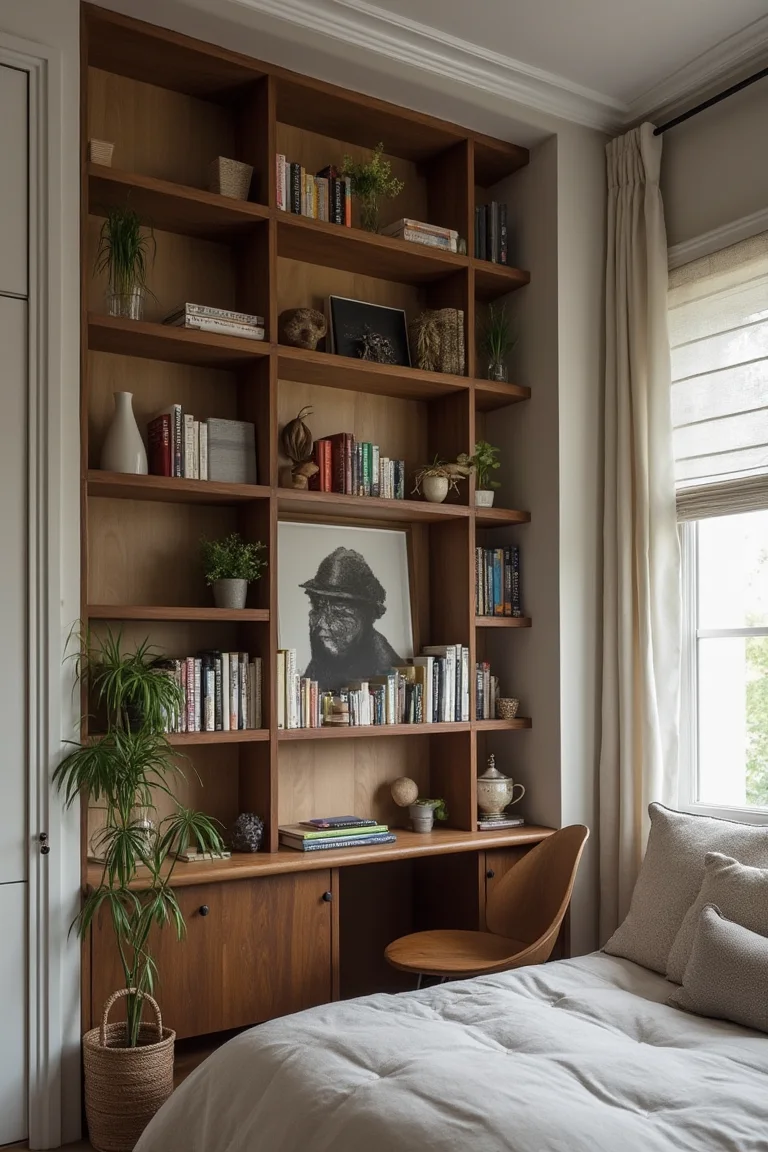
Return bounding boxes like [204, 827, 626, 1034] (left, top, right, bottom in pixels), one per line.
[136, 951, 768, 1151]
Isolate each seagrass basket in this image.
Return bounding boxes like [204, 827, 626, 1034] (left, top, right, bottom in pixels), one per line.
[409, 308, 465, 375]
[495, 697, 520, 720]
[208, 156, 253, 200]
[88, 139, 114, 166]
[83, 989, 175, 1152]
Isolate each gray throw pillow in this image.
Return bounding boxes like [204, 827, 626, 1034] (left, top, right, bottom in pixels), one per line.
[668, 905, 768, 1033]
[604, 804, 768, 974]
[667, 853, 768, 984]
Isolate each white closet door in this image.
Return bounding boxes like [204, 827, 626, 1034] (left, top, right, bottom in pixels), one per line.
[0, 65, 28, 297]
[0, 881, 27, 1142]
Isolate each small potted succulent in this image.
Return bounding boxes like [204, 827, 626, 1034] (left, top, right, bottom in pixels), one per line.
[340, 142, 404, 233]
[409, 798, 449, 834]
[480, 302, 516, 383]
[95, 205, 155, 321]
[201, 533, 267, 610]
[413, 456, 472, 504]
[464, 441, 501, 508]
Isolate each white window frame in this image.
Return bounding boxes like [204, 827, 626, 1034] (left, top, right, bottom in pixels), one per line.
[679, 518, 768, 825]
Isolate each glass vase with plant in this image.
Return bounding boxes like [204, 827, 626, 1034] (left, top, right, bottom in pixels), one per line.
[340, 142, 404, 233]
[53, 627, 225, 1048]
[95, 205, 156, 320]
[481, 303, 517, 382]
[201, 532, 267, 610]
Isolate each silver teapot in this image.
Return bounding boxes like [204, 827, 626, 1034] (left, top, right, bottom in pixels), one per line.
[477, 754, 525, 818]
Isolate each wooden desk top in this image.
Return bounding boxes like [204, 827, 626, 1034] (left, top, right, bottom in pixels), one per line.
[86, 825, 555, 889]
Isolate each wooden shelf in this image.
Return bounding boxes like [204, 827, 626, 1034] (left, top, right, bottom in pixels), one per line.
[86, 605, 270, 623]
[87, 471, 270, 505]
[473, 718, 532, 731]
[277, 344, 470, 402]
[279, 721, 470, 741]
[473, 260, 531, 302]
[167, 730, 269, 746]
[91, 824, 554, 888]
[88, 314, 270, 368]
[88, 165, 270, 240]
[475, 616, 532, 628]
[277, 488, 470, 525]
[475, 506, 531, 528]
[475, 379, 532, 411]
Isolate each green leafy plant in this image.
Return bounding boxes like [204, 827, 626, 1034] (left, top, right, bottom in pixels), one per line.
[412, 455, 472, 497]
[53, 628, 224, 1047]
[340, 142, 404, 232]
[480, 303, 517, 368]
[463, 441, 501, 491]
[94, 205, 156, 298]
[201, 533, 267, 585]
[413, 798, 449, 821]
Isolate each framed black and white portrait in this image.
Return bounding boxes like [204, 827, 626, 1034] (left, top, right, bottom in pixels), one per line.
[278, 521, 414, 693]
[327, 296, 411, 367]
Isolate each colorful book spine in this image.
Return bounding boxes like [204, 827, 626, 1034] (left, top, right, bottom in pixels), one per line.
[229, 652, 239, 730]
[147, 414, 172, 477]
[276, 153, 286, 211]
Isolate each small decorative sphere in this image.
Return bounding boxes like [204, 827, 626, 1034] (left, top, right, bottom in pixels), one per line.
[391, 777, 419, 807]
[231, 812, 264, 853]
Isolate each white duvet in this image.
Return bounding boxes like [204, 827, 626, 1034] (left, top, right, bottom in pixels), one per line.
[137, 953, 768, 1151]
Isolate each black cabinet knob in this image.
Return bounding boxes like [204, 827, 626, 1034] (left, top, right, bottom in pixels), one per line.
[486, 869, 495, 879]
[40, 832, 50, 856]
[322, 891, 333, 903]
[199, 904, 210, 917]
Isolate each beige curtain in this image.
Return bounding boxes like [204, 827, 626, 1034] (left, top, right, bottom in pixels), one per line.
[599, 123, 681, 941]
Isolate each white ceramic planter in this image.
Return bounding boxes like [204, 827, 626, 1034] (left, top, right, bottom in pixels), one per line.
[422, 475, 449, 503]
[475, 489, 495, 508]
[100, 391, 148, 475]
[213, 578, 248, 610]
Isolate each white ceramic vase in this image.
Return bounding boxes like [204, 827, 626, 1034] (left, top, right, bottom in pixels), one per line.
[100, 391, 147, 475]
[475, 489, 495, 508]
[422, 475, 449, 503]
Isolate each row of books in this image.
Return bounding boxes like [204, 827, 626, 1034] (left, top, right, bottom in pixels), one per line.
[148, 410, 257, 485]
[310, 434, 405, 499]
[275, 156, 351, 224]
[475, 546, 522, 617]
[476, 661, 500, 721]
[156, 652, 262, 733]
[279, 816, 396, 853]
[163, 302, 265, 342]
[380, 218, 459, 253]
[276, 645, 471, 730]
[474, 202, 509, 264]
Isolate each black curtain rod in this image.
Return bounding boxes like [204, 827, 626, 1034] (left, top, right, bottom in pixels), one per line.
[653, 64, 768, 135]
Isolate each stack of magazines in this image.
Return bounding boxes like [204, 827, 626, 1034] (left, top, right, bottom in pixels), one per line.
[380, 218, 458, 252]
[278, 816, 396, 852]
[163, 302, 265, 341]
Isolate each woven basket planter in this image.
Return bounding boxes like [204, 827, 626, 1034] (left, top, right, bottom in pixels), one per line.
[409, 308, 465, 375]
[495, 697, 520, 720]
[209, 156, 253, 200]
[83, 989, 175, 1152]
[88, 139, 114, 166]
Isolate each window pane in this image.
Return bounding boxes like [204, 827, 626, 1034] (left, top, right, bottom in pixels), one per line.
[698, 509, 768, 629]
[698, 636, 768, 807]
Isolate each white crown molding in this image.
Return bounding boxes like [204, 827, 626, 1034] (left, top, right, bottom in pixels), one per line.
[627, 14, 768, 124]
[668, 206, 768, 269]
[209, 0, 626, 131]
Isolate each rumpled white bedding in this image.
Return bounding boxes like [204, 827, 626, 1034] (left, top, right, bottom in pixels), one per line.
[137, 952, 768, 1151]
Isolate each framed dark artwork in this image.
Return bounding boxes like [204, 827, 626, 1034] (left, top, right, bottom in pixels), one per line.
[277, 521, 414, 694]
[327, 295, 411, 367]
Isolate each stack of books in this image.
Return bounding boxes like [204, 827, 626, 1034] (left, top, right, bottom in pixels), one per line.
[279, 816, 396, 852]
[475, 545, 522, 617]
[380, 218, 458, 252]
[475, 661, 500, 720]
[164, 303, 265, 341]
[147, 410, 257, 485]
[474, 203, 508, 264]
[310, 434, 405, 499]
[275, 155, 351, 225]
[156, 652, 262, 733]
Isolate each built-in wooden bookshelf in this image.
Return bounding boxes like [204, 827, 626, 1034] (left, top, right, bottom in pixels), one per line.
[81, 4, 545, 1036]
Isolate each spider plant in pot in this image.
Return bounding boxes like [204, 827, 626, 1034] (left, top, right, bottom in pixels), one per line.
[481, 303, 517, 383]
[412, 455, 472, 504]
[201, 532, 267, 610]
[409, 798, 449, 833]
[340, 142, 404, 233]
[464, 441, 501, 507]
[94, 205, 155, 321]
[53, 627, 224, 1150]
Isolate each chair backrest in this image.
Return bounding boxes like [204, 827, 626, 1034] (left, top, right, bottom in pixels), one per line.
[486, 825, 589, 954]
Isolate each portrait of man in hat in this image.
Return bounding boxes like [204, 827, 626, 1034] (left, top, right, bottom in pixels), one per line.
[300, 546, 403, 693]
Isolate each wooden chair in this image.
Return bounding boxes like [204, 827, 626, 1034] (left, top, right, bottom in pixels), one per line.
[385, 825, 589, 984]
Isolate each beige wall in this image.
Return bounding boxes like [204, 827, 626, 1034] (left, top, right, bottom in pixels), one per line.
[661, 80, 768, 248]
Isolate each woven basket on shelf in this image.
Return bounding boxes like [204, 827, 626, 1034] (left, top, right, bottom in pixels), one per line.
[495, 697, 520, 720]
[83, 988, 175, 1152]
[409, 308, 465, 375]
[88, 139, 114, 166]
[208, 156, 253, 200]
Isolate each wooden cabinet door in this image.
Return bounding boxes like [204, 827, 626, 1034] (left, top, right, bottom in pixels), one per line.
[90, 872, 333, 1039]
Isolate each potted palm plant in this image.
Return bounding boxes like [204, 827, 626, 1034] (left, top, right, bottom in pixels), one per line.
[201, 532, 267, 610]
[480, 303, 516, 382]
[95, 205, 155, 320]
[340, 142, 404, 233]
[54, 628, 224, 1152]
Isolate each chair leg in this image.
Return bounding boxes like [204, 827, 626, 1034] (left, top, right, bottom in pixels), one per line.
[416, 973, 424, 990]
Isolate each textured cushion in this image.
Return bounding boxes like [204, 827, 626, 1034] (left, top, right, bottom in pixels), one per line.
[604, 804, 768, 974]
[667, 853, 768, 984]
[668, 905, 768, 1033]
